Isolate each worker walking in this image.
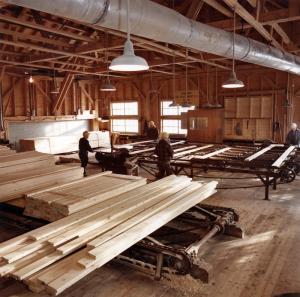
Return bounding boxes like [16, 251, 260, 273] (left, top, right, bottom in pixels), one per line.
[154, 132, 174, 179]
[286, 123, 300, 147]
[79, 131, 94, 177]
[147, 121, 159, 140]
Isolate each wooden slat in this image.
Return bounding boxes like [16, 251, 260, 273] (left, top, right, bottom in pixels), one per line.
[271, 146, 296, 168]
[193, 147, 231, 159]
[173, 145, 214, 158]
[245, 144, 284, 161]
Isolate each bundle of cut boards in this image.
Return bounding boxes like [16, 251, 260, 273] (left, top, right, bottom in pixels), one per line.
[0, 175, 217, 295]
[24, 172, 148, 221]
[0, 151, 83, 202]
[0, 145, 16, 156]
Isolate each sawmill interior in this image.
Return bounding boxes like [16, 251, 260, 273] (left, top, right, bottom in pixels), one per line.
[0, 0, 300, 296]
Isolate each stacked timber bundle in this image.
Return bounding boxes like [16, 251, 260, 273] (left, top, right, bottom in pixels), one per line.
[19, 131, 111, 154]
[0, 175, 217, 295]
[0, 151, 55, 175]
[0, 145, 16, 156]
[24, 172, 147, 221]
[0, 165, 83, 203]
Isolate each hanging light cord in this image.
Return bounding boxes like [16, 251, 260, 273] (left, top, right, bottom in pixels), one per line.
[232, 8, 236, 73]
[126, 0, 130, 41]
[173, 55, 176, 99]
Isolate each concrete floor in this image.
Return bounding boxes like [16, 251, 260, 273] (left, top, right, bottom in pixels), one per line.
[0, 164, 300, 297]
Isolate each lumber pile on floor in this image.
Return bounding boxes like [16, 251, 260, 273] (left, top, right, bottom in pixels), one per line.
[0, 175, 217, 295]
[19, 131, 110, 154]
[0, 145, 16, 156]
[0, 151, 55, 175]
[0, 164, 84, 203]
[24, 172, 147, 221]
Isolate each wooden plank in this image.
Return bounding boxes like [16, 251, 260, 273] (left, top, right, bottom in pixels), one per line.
[271, 146, 296, 168]
[0, 166, 83, 203]
[193, 147, 231, 159]
[245, 144, 284, 161]
[173, 145, 214, 158]
[47, 182, 217, 295]
[203, 0, 233, 17]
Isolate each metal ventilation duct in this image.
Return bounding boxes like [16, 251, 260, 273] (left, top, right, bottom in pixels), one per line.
[3, 0, 300, 74]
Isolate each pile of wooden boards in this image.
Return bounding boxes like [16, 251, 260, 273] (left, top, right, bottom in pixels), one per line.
[19, 131, 110, 154]
[0, 175, 217, 295]
[0, 151, 83, 203]
[0, 145, 16, 156]
[24, 172, 147, 221]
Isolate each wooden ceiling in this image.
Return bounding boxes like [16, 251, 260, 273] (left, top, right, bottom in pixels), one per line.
[0, 0, 299, 79]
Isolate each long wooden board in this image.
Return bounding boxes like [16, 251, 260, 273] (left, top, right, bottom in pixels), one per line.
[245, 144, 284, 161]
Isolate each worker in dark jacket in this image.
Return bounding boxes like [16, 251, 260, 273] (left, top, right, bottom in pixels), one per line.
[79, 131, 94, 177]
[286, 123, 300, 147]
[154, 132, 174, 178]
[147, 121, 159, 140]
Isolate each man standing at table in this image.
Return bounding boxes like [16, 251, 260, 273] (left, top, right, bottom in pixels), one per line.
[286, 123, 300, 147]
[79, 131, 94, 177]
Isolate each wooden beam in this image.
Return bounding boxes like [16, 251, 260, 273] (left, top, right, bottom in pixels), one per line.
[193, 147, 231, 159]
[246, 0, 257, 7]
[245, 144, 284, 161]
[35, 81, 52, 103]
[187, 0, 204, 20]
[202, 0, 233, 18]
[272, 146, 296, 168]
[52, 73, 74, 114]
[0, 39, 102, 63]
[79, 84, 95, 109]
[0, 14, 95, 43]
[223, 0, 283, 50]
[272, 23, 291, 44]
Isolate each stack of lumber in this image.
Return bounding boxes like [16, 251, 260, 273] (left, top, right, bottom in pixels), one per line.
[19, 131, 110, 154]
[24, 172, 147, 221]
[0, 175, 217, 295]
[0, 145, 16, 156]
[0, 151, 55, 175]
[0, 164, 83, 203]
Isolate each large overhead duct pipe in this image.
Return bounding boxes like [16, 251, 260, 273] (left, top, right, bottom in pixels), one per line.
[4, 0, 300, 74]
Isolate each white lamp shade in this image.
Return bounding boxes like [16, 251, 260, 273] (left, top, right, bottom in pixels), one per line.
[222, 71, 244, 88]
[109, 39, 149, 72]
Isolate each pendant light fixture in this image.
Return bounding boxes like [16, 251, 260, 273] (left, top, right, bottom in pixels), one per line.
[109, 0, 149, 72]
[101, 33, 116, 91]
[50, 65, 59, 94]
[222, 7, 244, 89]
[181, 60, 192, 108]
[169, 55, 180, 107]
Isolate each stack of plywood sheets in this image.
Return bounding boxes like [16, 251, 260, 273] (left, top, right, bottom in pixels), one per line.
[0, 165, 84, 203]
[0, 175, 217, 295]
[19, 131, 110, 154]
[24, 172, 147, 221]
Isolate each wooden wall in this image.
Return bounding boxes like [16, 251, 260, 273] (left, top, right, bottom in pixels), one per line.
[1, 65, 300, 143]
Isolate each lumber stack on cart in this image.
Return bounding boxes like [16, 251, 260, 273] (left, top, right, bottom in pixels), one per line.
[0, 175, 217, 296]
[24, 172, 147, 221]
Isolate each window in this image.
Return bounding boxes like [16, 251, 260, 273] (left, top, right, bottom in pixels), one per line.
[160, 100, 195, 135]
[111, 119, 139, 133]
[111, 102, 138, 116]
[110, 101, 139, 133]
[161, 101, 195, 116]
[161, 119, 187, 134]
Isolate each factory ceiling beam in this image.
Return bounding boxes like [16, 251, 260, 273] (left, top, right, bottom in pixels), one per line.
[223, 0, 283, 50]
[186, 0, 204, 20]
[202, 0, 233, 18]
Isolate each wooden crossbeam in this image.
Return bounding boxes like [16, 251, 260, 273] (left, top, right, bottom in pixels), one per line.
[246, 0, 257, 7]
[223, 0, 283, 50]
[34, 81, 52, 103]
[272, 146, 296, 168]
[272, 23, 291, 44]
[0, 14, 95, 43]
[203, 0, 233, 18]
[187, 0, 204, 20]
[79, 85, 95, 109]
[52, 73, 73, 114]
